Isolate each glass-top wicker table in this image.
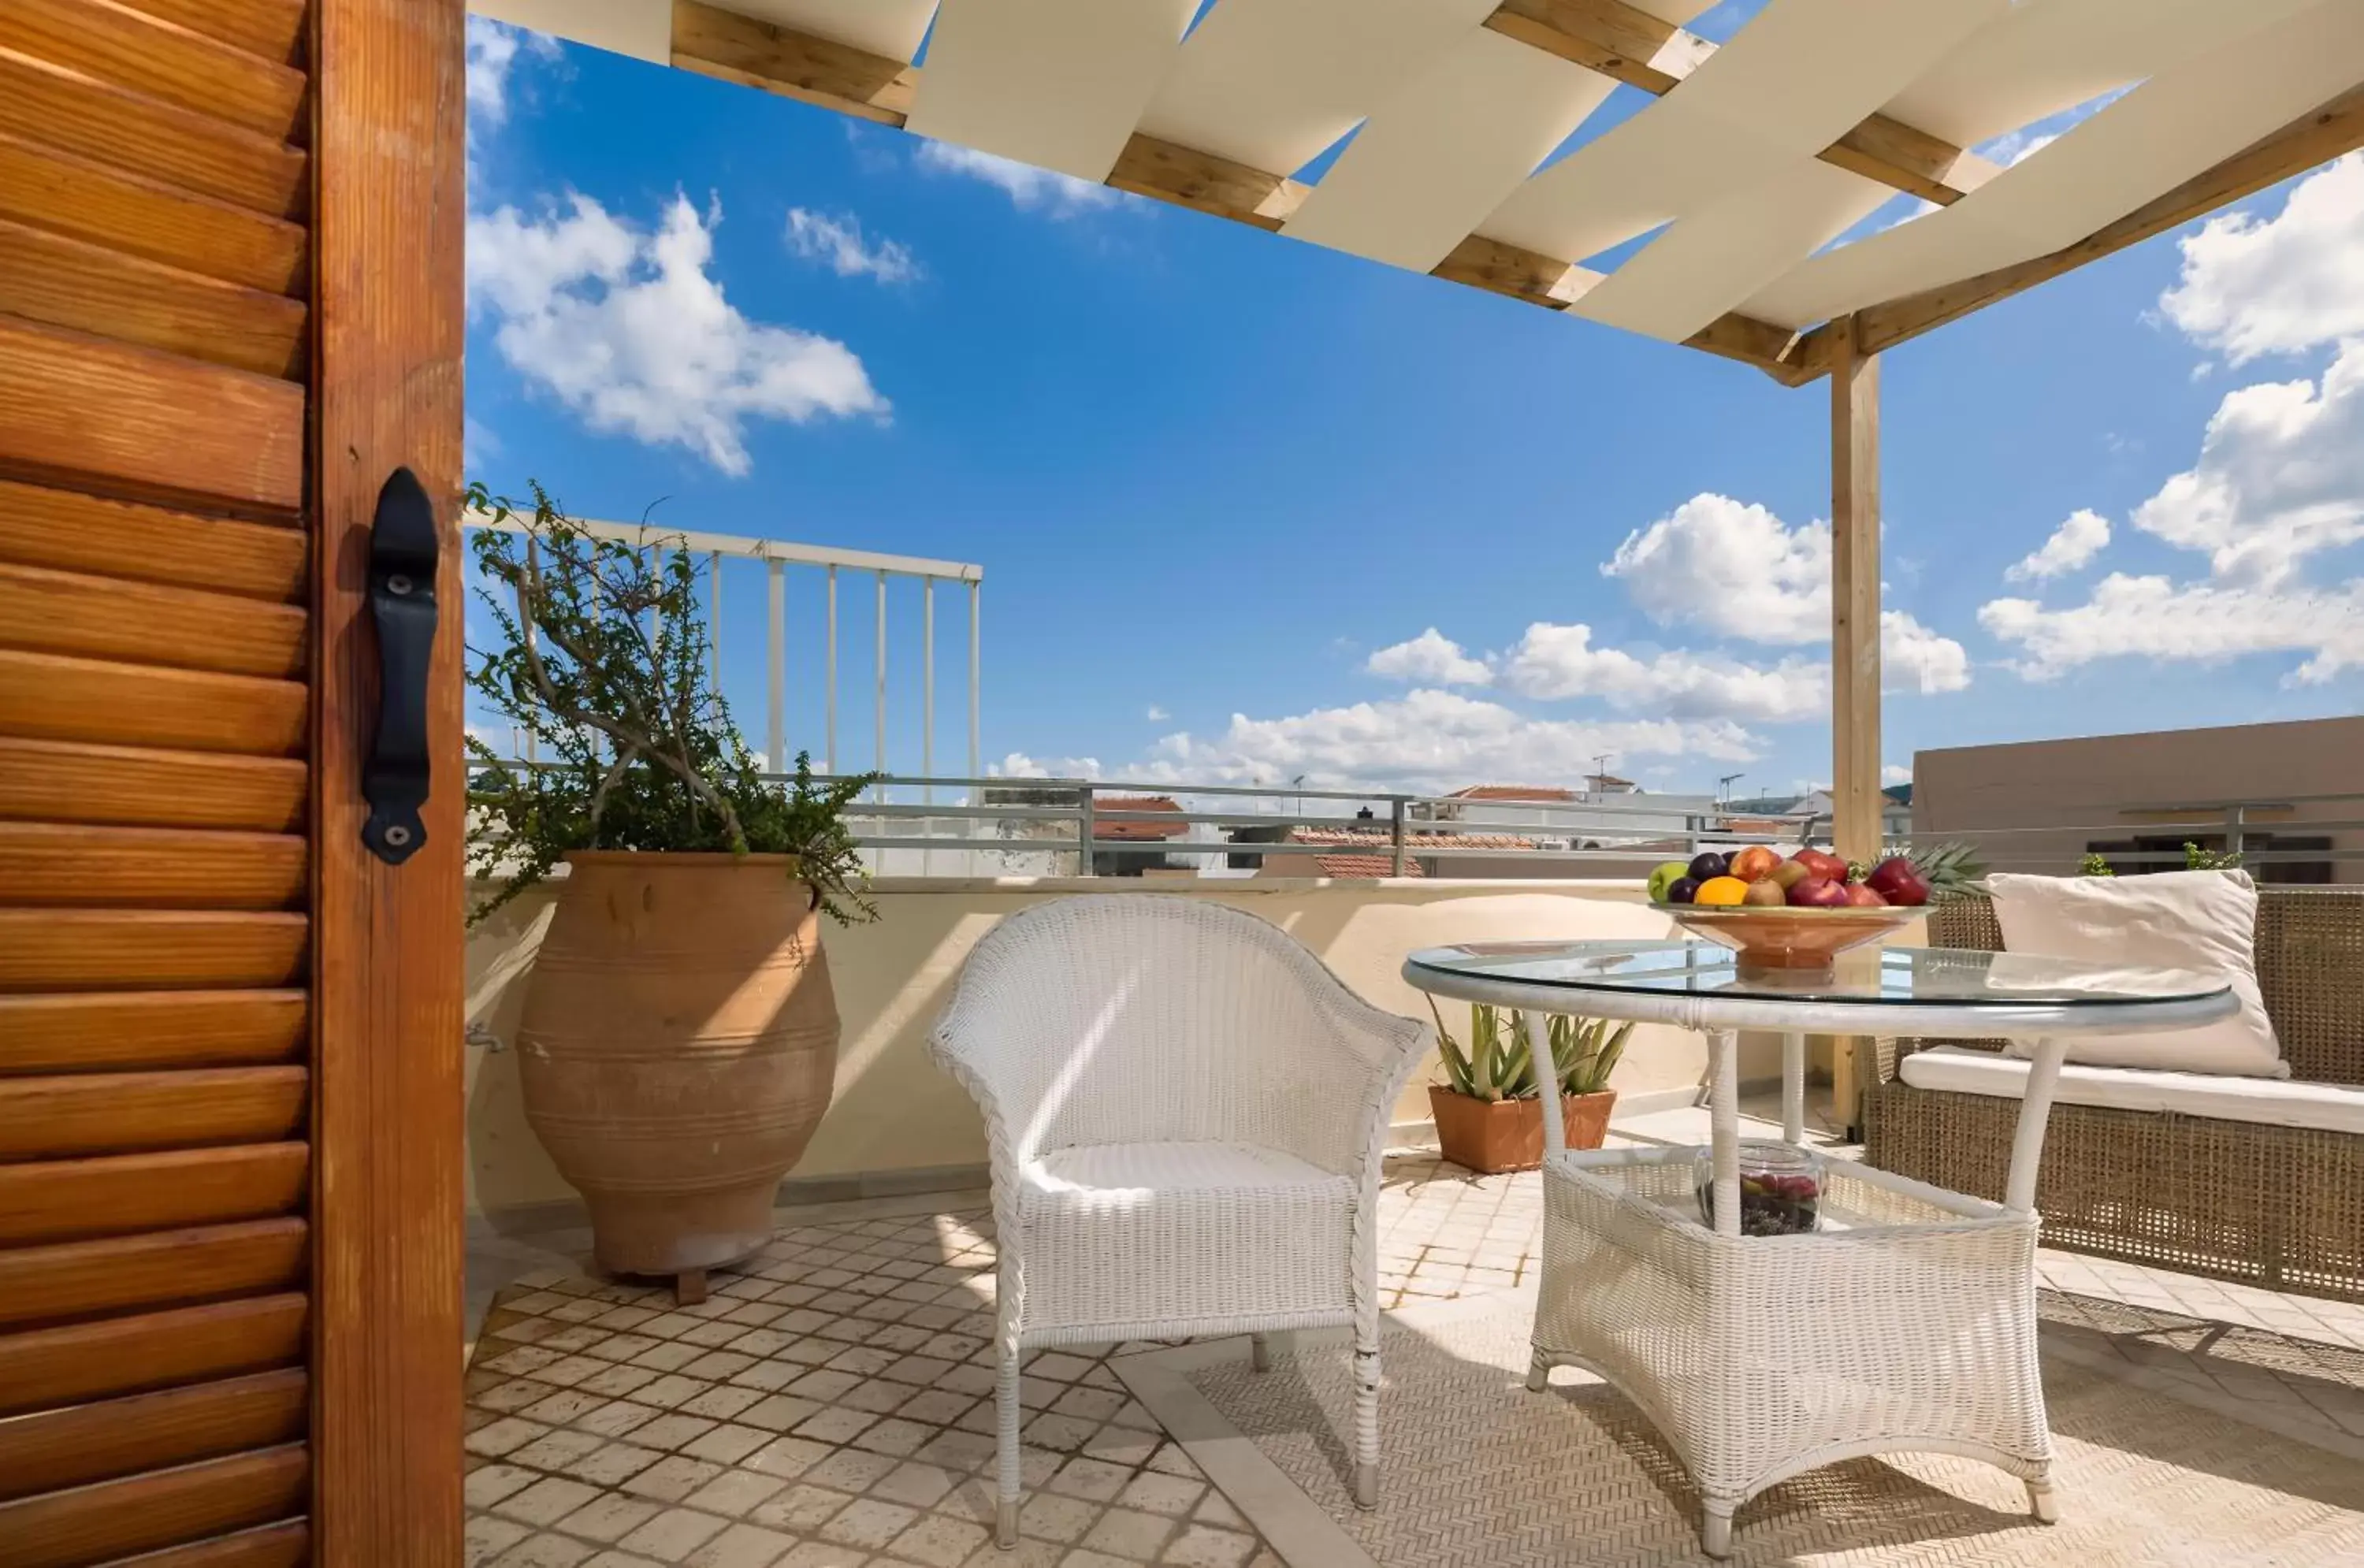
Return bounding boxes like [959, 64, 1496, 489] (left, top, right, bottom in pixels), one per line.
[1401, 940, 2237, 1559]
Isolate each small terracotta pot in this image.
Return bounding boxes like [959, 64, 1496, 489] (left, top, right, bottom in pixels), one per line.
[1429, 1085, 1618, 1175]
[519, 852, 839, 1279]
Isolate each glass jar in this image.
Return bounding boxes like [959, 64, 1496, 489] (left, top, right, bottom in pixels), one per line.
[1695, 1141, 1821, 1235]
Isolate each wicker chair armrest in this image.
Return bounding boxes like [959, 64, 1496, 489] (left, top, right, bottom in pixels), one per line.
[1253, 942, 1433, 1180]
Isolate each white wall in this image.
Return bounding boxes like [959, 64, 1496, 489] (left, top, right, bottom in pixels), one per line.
[463, 876, 1700, 1224]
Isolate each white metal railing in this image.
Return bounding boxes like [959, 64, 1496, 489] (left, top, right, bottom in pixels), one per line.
[464, 509, 983, 782]
[459, 759, 2364, 882]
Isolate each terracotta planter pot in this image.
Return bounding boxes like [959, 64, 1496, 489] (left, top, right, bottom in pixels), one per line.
[1429, 1085, 1617, 1175]
[519, 852, 839, 1283]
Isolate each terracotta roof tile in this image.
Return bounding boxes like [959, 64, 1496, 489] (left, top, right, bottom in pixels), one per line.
[1092, 796, 1189, 842]
[1445, 784, 1579, 802]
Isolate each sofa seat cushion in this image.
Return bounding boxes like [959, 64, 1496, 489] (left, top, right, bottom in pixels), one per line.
[1898, 1046, 2364, 1135]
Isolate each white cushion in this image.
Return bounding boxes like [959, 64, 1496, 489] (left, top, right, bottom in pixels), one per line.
[1021, 1139, 1347, 1207]
[1987, 869, 2286, 1078]
[1898, 1046, 2364, 1135]
[1015, 1140, 1358, 1337]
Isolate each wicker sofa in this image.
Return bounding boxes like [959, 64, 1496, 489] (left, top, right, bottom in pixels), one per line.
[1866, 888, 2364, 1303]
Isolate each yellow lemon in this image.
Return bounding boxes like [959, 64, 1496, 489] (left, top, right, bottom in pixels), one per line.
[1693, 875, 1749, 907]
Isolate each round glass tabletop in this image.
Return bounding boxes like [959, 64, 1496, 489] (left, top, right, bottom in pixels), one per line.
[1403, 940, 2231, 1009]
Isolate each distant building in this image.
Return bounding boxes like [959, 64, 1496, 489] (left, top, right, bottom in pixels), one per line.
[1914, 718, 2360, 882]
[1087, 796, 1190, 877]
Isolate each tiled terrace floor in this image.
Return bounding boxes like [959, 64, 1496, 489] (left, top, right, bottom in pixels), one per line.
[465, 1110, 2364, 1567]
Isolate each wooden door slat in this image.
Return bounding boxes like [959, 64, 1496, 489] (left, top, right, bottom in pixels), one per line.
[0, 315, 304, 515]
[0, 739, 306, 834]
[0, 910, 307, 994]
[0, 478, 306, 602]
[0, 1294, 307, 1417]
[0, 218, 307, 378]
[0, 649, 307, 756]
[0, 1217, 307, 1329]
[0, 823, 307, 911]
[121, 0, 310, 66]
[0, 51, 307, 221]
[0, 1143, 307, 1247]
[0, 1068, 308, 1161]
[0, 990, 307, 1076]
[0, 134, 308, 298]
[0, 1369, 307, 1503]
[0, 563, 307, 678]
[0, 1440, 307, 1568]
[85, 1519, 310, 1568]
[10, 0, 309, 144]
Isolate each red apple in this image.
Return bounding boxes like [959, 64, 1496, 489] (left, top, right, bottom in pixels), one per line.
[1787, 876, 1849, 908]
[1866, 856, 1931, 907]
[1792, 849, 1848, 883]
[1842, 882, 1888, 908]
[1728, 845, 1781, 883]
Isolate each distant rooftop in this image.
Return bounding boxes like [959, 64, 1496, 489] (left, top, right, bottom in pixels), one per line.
[1447, 785, 1579, 803]
[1092, 796, 1188, 842]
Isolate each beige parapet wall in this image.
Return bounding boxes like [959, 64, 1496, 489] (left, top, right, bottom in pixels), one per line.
[464, 876, 1703, 1228]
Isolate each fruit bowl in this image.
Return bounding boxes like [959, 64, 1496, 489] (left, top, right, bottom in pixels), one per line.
[1655, 902, 1926, 979]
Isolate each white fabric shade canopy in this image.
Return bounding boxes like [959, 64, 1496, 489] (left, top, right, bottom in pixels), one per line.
[473, 0, 2364, 381]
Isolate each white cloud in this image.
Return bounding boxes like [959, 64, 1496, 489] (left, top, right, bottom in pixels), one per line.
[464, 415, 500, 470]
[467, 193, 887, 476]
[1979, 574, 2364, 685]
[1366, 629, 1491, 686]
[1603, 494, 1830, 644]
[463, 17, 558, 185]
[785, 208, 920, 284]
[1137, 689, 1760, 793]
[993, 752, 1102, 778]
[1881, 611, 1971, 694]
[914, 139, 1117, 216]
[2158, 154, 2364, 365]
[1882, 764, 1912, 787]
[1144, 705, 1169, 723]
[2005, 508, 2110, 582]
[1496, 623, 1829, 722]
[2128, 340, 2364, 587]
[466, 17, 545, 127]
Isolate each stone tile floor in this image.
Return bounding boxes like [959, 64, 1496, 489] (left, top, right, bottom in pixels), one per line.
[466, 1109, 2364, 1567]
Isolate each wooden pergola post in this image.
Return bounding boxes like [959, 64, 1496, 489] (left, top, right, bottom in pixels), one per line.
[1829, 312, 1881, 1129]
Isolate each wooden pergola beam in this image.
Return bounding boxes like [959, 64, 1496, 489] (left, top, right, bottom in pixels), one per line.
[1429, 235, 1810, 379]
[671, 1, 916, 126]
[1785, 81, 2364, 380]
[1485, 0, 2000, 206]
[667, 1, 1816, 385]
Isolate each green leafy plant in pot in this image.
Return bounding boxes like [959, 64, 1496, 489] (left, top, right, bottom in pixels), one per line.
[466, 481, 879, 1299]
[1425, 999, 1633, 1173]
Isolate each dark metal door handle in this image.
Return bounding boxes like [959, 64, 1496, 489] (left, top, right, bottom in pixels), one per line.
[362, 466, 439, 865]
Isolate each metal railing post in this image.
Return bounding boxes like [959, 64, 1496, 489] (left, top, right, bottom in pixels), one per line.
[765, 559, 785, 772]
[1076, 786, 1096, 879]
[708, 551, 722, 698]
[1391, 797, 1408, 877]
[922, 578, 935, 876]
[874, 570, 888, 804]
[2225, 803, 2247, 864]
[824, 566, 838, 774]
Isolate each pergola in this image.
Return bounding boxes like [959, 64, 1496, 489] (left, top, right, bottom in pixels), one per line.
[480, 0, 2364, 874]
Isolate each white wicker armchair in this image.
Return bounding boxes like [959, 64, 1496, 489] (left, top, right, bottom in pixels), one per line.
[928, 895, 1432, 1548]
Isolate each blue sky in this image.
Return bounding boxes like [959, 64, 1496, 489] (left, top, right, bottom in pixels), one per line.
[463, 22, 2363, 799]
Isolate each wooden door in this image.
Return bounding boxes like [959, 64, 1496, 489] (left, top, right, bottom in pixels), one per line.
[0, 1, 466, 1562]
